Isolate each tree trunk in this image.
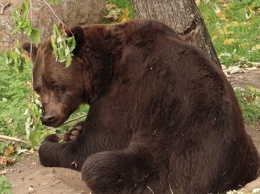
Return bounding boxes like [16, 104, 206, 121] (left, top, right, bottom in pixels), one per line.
[130, 0, 221, 68]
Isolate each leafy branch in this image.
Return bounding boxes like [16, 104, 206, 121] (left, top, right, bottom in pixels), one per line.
[42, 0, 76, 67]
[51, 24, 76, 67]
[12, 0, 76, 67]
[12, 0, 40, 45]
[3, 43, 25, 73]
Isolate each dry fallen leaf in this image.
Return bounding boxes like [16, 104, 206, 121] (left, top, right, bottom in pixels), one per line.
[5, 145, 14, 155]
[120, 8, 130, 23]
[223, 38, 236, 45]
[195, 0, 201, 6]
[252, 44, 260, 51]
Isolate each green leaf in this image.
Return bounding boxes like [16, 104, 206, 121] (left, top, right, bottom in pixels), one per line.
[30, 28, 41, 46]
[51, 24, 76, 67]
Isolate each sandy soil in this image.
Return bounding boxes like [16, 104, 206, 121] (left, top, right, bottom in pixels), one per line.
[4, 154, 91, 194]
[4, 68, 260, 194]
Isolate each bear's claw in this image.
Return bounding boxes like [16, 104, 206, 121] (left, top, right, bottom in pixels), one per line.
[64, 122, 84, 142]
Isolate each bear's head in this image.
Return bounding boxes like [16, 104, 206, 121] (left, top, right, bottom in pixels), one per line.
[22, 26, 93, 127]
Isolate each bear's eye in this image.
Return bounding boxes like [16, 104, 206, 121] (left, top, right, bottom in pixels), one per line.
[52, 85, 65, 93]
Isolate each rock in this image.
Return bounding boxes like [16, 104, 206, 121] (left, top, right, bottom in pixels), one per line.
[0, 0, 106, 52]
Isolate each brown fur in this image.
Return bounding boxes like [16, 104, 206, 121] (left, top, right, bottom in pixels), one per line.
[23, 19, 259, 194]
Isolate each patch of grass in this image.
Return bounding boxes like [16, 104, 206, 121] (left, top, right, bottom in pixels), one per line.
[0, 176, 12, 194]
[235, 87, 260, 125]
[0, 53, 34, 167]
[199, 1, 260, 124]
[199, 1, 260, 66]
[0, 54, 31, 138]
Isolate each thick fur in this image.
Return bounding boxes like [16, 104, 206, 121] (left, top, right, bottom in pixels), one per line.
[23, 19, 259, 194]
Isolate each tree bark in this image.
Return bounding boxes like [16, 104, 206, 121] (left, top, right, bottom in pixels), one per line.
[130, 0, 221, 68]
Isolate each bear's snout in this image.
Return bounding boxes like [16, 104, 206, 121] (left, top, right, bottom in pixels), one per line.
[41, 112, 56, 126]
[40, 102, 70, 127]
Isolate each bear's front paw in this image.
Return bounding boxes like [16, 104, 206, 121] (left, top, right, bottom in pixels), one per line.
[43, 134, 59, 143]
[63, 122, 84, 142]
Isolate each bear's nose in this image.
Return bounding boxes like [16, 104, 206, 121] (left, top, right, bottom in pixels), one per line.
[41, 112, 56, 125]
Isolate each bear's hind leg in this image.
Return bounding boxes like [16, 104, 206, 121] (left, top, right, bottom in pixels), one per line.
[81, 146, 157, 193]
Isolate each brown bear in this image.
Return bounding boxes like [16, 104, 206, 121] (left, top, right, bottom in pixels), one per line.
[23, 19, 259, 194]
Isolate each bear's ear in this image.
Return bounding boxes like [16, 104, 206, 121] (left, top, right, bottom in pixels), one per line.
[66, 26, 85, 54]
[22, 42, 38, 62]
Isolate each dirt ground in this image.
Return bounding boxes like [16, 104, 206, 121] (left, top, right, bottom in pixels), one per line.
[3, 67, 260, 194]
